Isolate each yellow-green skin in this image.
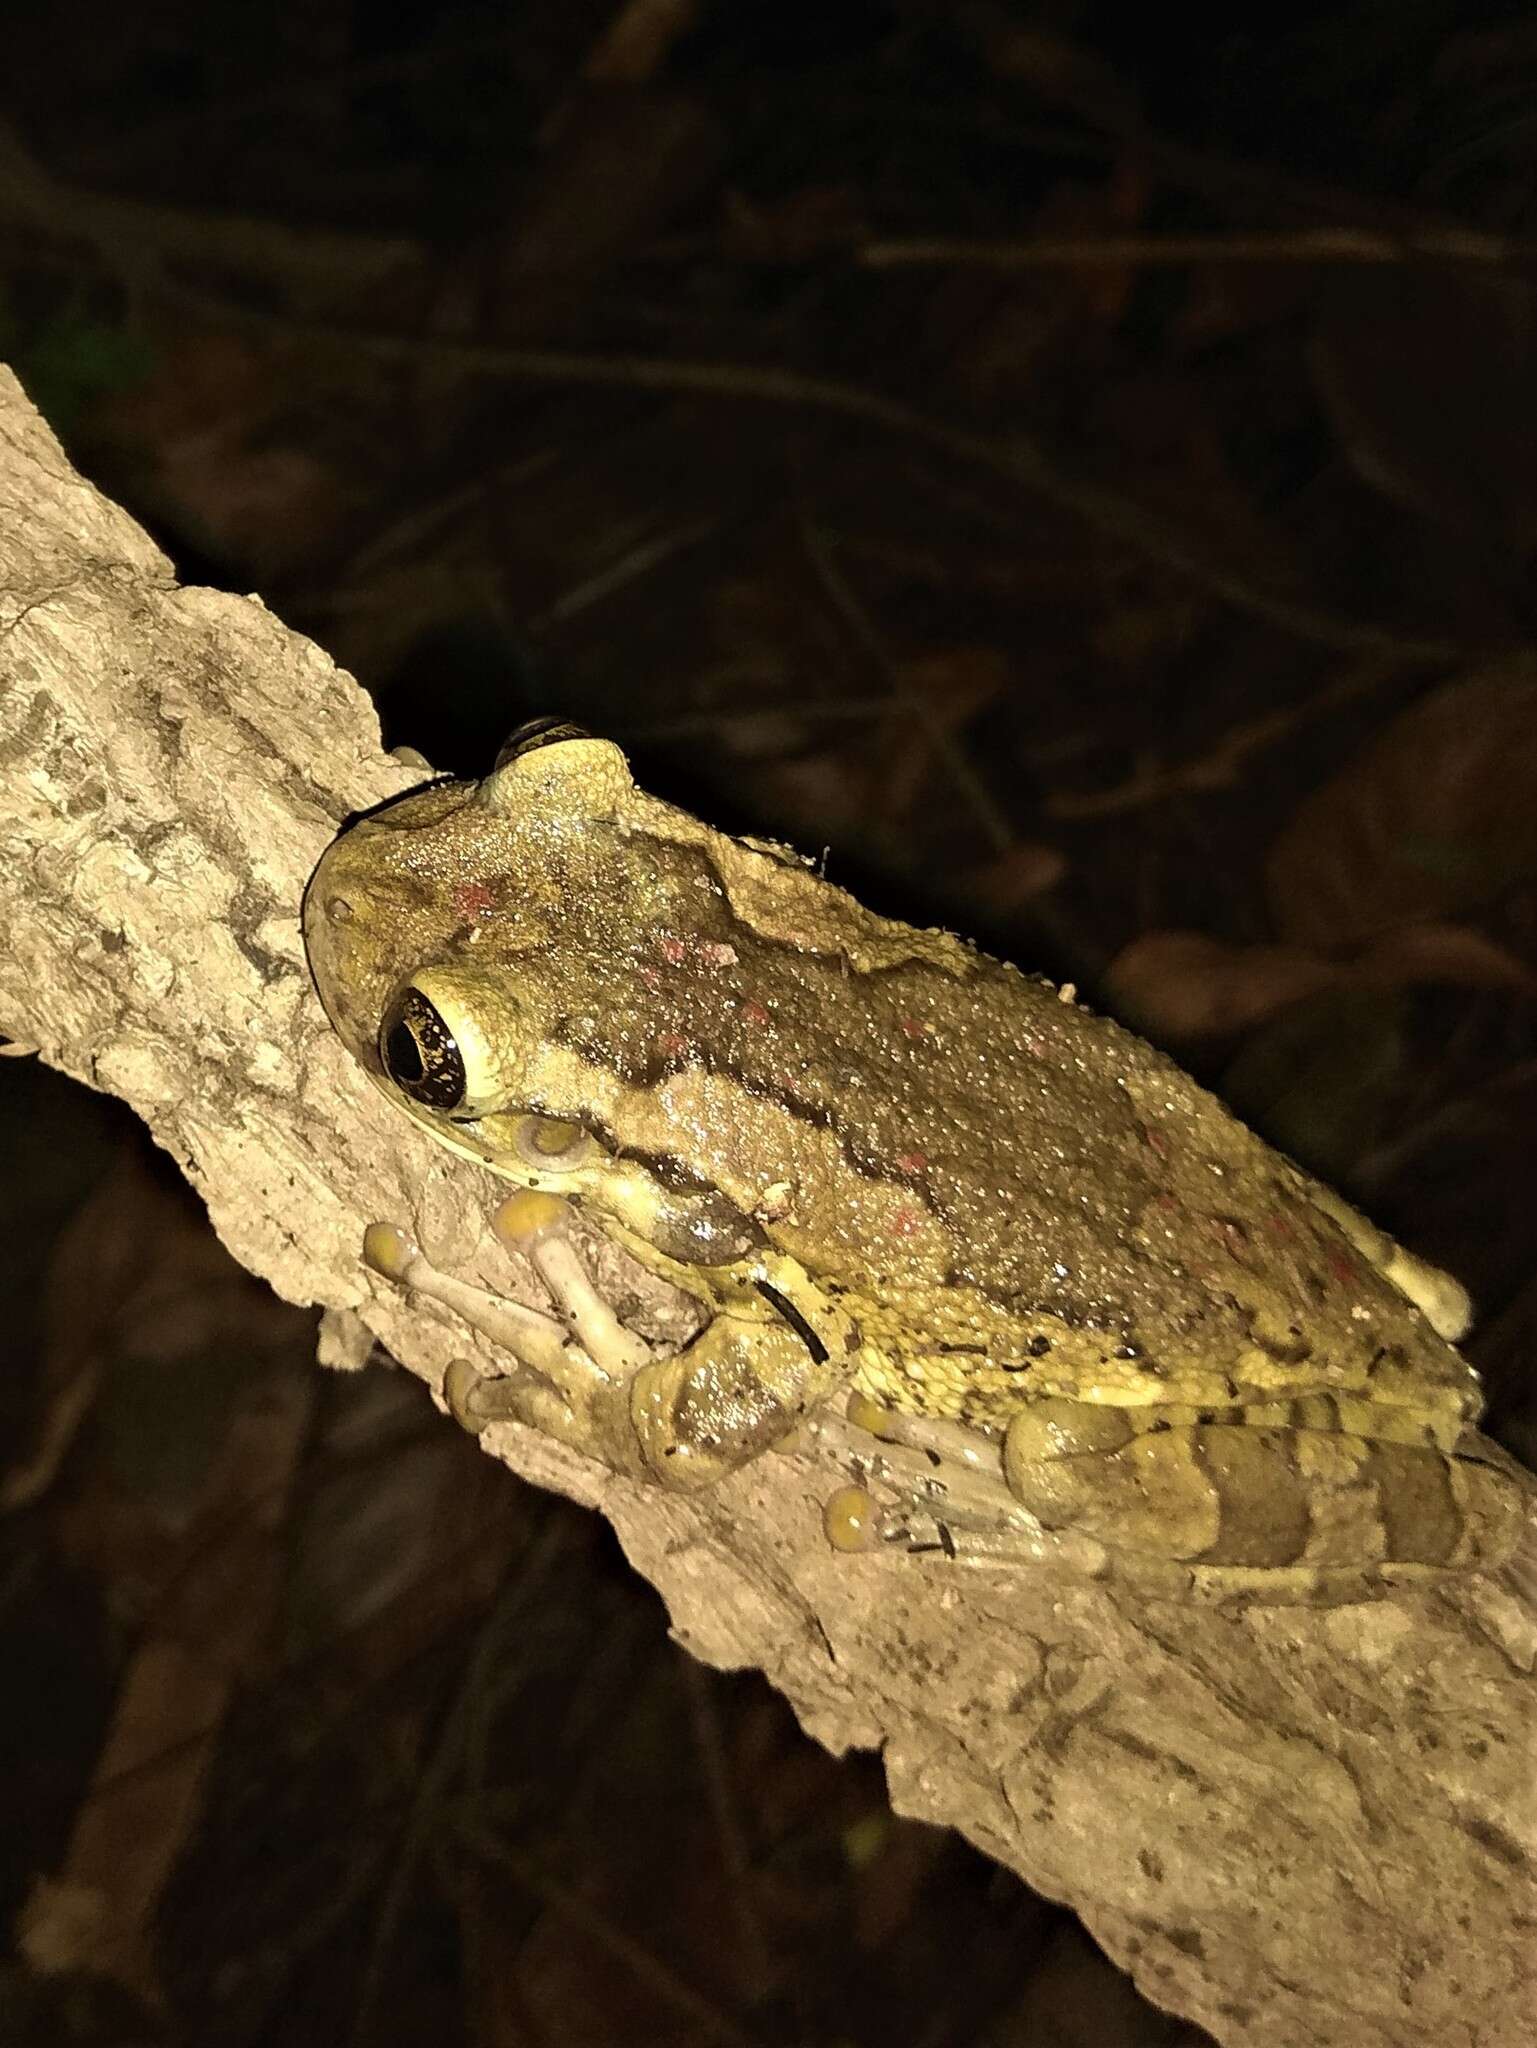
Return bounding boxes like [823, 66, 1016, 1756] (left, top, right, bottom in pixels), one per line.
[303, 731, 1527, 1596]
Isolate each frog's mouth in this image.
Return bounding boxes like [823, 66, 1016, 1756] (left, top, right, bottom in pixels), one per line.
[360, 1067, 506, 1169]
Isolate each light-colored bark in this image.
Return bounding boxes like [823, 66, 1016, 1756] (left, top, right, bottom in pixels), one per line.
[2, 365, 1533, 2047]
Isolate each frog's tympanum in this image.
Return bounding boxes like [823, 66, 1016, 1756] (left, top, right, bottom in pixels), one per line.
[303, 721, 1530, 1602]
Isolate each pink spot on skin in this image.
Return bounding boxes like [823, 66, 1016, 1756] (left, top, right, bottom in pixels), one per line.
[898, 1016, 932, 1041]
[1154, 1192, 1180, 1214]
[655, 1032, 693, 1061]
[890, 1205, 924, 1239]
[452, 880, 497, 921]
[895, 1152, 928, 1175]
[1265, 1214, 1297, 1242]
[1141, 1125, 1169, 1159]
[1326, 1250, 1358, 1287]
[654, 933, 740, 970]
[739, 999, 771, 1027]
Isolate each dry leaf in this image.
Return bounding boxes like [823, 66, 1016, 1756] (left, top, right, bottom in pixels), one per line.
[963, 841, 1069, 909]
[1310, 269, 1537, 542]
[583, 0, 700, 83]
[1104, 931, 1337, 1040]
[93, 333, 353, 576]
[1266, 663, 1537, 946]
[1108, 915, 1537, 1047]
[1221, 990, 1407, 1182]
[1355, 920, 1537, 997]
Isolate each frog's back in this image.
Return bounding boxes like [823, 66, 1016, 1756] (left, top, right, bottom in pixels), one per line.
[555, 814, 1474, 1417]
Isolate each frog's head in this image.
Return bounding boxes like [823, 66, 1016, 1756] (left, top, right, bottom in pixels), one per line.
[303, 722, 773, 1271]
[303, 721, 630, 1074]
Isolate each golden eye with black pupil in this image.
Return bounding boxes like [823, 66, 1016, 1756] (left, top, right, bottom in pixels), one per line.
[379, 988, 468, 1111]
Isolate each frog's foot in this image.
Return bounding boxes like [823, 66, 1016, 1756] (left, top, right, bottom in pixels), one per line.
[363, 1205, 641, 1456]
[365, 1195, 855, 1488]
[1001, 1396, 1529, 1586]
[823, 1395, 1109, 1575]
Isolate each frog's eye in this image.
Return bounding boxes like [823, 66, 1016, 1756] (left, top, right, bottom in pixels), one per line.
[483, 722, 632, 813]
[379, 987, 468, 1111]
[494, 716, 591, 768]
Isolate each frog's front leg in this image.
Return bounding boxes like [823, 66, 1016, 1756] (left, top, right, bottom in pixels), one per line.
[365, 1192, 856, 1488]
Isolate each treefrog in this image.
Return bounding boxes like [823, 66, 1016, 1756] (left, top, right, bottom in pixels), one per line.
[303, 721, 1529, 1601]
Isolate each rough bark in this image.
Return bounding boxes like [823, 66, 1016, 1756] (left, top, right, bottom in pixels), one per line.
[2, 365, 1533, 2048]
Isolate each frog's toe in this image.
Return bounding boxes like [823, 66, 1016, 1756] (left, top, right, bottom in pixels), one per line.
[442, 1355, 486, 1432]
[840, 1394, 1063, 1543]
[362, 1220, 422, 1285]
[819, 1402, 1106, 1570]
[363, 1205, 661, 1461]
[492, 1192, 652, 1375]
[442, 1354, 584, 1443]
[362, 1216, 573, 1380]
[822, 1483, 882, 1553]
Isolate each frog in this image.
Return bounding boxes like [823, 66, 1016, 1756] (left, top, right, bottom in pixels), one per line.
[302, 719, 1531, 1603]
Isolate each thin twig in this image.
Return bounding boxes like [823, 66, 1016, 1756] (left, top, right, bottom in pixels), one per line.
[0, 117, 416, 299]
[681, 1660, 775, 2000]
[861, 226, 1531, 269]
[1045, 655, 1402, 820]
[0, 107, 1517, 664]
[354, 1516, 571, 2046]
[178, 296, 1502, 667]
[797, 513, 1016, 855]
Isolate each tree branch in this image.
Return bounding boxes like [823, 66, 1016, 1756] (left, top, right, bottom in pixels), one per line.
[1, 366, 1532, 2048]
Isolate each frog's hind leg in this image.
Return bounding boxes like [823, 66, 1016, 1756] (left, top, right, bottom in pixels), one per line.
[1002, 1396, 1528, 1582]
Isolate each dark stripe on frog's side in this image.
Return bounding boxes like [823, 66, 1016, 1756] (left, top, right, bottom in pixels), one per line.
[529, 839, 1477, 1394]
[546, 1005, 953, 1208]
[508, 1108, 774, 1268]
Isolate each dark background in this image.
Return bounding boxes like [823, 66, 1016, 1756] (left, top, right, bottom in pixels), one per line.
[2, 3, 1536, 2042]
